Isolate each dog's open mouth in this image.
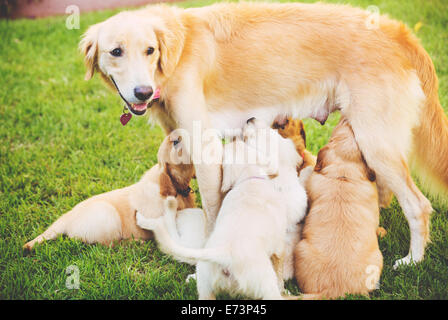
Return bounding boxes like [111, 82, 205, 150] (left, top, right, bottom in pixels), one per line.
[110, 76, 160, 117]
[126, 88, 161, 116]
[128, 102, 149, 116]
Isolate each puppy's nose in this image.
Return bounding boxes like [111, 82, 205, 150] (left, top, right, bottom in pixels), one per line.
[134, 86, 153, 101]
[246, 117, 256, 124]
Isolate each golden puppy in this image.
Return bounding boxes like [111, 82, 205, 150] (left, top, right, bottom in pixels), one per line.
[273, 117, 316, 175]
[23, 132, 195, 250]
[294, 118, 383, 299]
[274, 117, 388, 238]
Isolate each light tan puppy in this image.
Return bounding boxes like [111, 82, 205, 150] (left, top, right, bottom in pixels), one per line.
[274, 117, 387, 238]
[81, 2, 448, 267]
[23, 132, 196, 250]
[294, 118, 383, 299]
[273, 117, 316, 176]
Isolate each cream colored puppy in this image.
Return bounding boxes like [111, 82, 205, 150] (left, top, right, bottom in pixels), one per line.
[23, 133, 198, 250]
[137, 138, 289, 300]
[243, 118, 308, 280]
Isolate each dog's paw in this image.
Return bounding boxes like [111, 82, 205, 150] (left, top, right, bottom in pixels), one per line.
[393, 255, 417, 270]
[186, 273, 197, 284]
[164, 196, 178, 213]
[136, 212, 162, 231]
[376, 227, 387, 238]
[23, 241, 34, 252]
[136, 211, 156, 230]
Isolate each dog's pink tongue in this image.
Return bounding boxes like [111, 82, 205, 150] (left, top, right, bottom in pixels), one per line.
[132, 103, 147, 111]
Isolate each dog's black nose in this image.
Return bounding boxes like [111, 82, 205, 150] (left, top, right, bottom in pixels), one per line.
[134, 86, 153, 101]
[246, 117, 256, 124]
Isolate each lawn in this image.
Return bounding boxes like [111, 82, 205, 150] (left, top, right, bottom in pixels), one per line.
[0, 0, 447, 300]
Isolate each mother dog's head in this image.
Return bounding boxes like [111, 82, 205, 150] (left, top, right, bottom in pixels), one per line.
[79, 5, 185, 115]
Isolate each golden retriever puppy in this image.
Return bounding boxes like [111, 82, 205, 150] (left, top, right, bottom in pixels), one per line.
[243, 118, 308, 281]
[137, 138, 291, 300]
[273, 117, 317, 188]
[294, 118, 383, 299]
[23, 132, 197, 250]
[272, 117, 316, 175]
[274, 117, 388, 238]
[81, 2, 448, 267]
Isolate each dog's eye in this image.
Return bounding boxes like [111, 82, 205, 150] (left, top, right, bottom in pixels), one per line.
[173, 136, 182, 147]
[110, 48, 122, 57]
[146, 47, 155, 55]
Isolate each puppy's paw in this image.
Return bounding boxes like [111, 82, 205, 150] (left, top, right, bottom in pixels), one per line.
[186, 273, 197, 284]
[376, 227, 387, 238]
[393, 255, 417, 270]
[136, 211, 159, 230]
[23, 241, 34, 252]
[164, 196, 178, 213]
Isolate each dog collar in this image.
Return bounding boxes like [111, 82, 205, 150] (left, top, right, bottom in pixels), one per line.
[177, 186, 194, 197]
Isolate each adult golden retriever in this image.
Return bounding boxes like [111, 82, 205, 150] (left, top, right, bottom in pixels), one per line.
[80, 2, 448, 268]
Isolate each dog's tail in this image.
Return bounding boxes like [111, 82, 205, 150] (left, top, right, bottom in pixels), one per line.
[399, 23, 448, 199]
[151, 197, 230, 266]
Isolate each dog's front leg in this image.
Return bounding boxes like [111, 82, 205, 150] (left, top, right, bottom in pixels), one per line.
[170, 90, 223, 234]
[271, 254, 285, 293]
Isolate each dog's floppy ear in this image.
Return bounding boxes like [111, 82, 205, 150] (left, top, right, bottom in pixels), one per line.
[80, 23, 101, 80]
[220, 164, 234, 194]
[261, 153, 279, 179]
[360, 153, 376, 182]
[155, 18, 185, 77]
[159, 171, 177, 197]
[314, 146, 328, 173]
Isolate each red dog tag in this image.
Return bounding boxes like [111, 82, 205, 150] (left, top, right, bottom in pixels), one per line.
[120, 112, 132, 126]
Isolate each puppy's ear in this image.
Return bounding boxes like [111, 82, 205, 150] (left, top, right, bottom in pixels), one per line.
[155, 18, 185, 77]
[80, 23, 101, 80]
[255, 147, 279, 179]
[314, 147, 327, 173]
[159, 171, 177, 197]
[220, 164, 233, 193]
[360, 153, 376, 182]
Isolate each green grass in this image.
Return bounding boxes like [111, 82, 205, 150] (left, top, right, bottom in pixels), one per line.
[0, 0, 447, 300]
